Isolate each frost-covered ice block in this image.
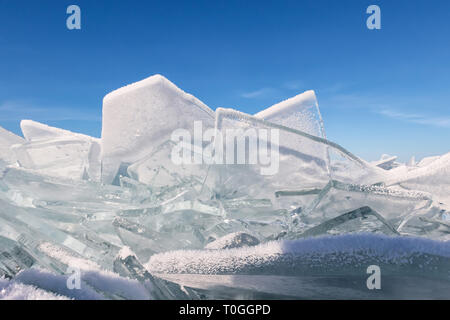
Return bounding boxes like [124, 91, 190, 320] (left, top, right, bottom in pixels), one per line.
[101, 74, 215, 184]
[254, 90, 330, 175]
[254, 90, 327, 149]
[147, 234, 450, 299]
[145, 234, 450, 279]
[14, 120, 101, 181]
[0, 125, 25, 164]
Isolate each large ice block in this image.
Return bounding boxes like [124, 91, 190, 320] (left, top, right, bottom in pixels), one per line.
[101, 74, 215, 184]
[14, 120, 101, 181]
[210, 107, 374, 213]
[254, 90, 331, 176]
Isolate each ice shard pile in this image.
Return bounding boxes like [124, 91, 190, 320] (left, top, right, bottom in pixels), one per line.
[0, 74, 449, 299]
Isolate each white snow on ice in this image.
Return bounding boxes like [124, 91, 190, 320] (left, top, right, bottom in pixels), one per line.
[146, 233, 450, 275]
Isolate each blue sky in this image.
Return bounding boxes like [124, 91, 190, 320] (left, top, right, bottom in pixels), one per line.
[0, 0, 449, 161]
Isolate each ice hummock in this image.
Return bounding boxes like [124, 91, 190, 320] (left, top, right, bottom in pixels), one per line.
[0, 74, 449, 299]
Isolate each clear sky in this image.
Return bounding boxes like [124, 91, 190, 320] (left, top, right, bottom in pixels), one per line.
[0, 0, 449, 162]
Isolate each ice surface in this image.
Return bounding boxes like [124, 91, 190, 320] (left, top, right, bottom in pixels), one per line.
[15, 120, 101, 181]
[0, 75, 449, 299]
[101, 75, 215, 184]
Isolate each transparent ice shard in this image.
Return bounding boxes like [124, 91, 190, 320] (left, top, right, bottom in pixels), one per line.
[298, 206, 399, 238]
[284, 178, 435, 237]
[0, 236, 36, 278]
[327, 148, 385, 186]
[212, 108, 329, 206]
[211, 107, 376, 214]
[127, 140, 209, 196]
[0, 196, 122, 271]
[0, 167, 134, 208]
